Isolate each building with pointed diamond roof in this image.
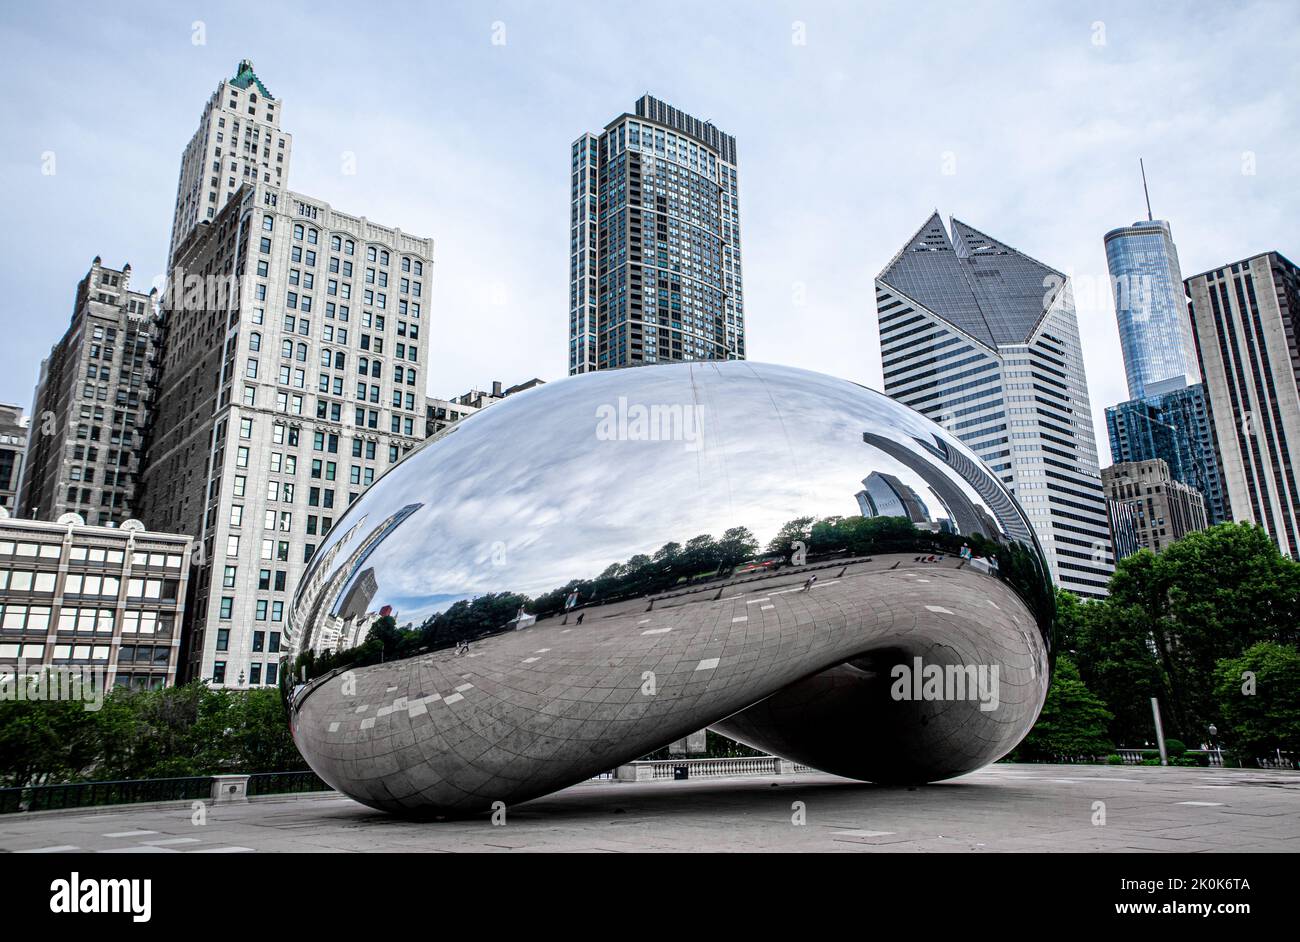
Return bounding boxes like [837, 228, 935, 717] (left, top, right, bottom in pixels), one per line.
[875, 213, 1113, 598]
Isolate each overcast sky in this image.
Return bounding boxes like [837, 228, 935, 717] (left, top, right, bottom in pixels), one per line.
[1, 0, 1296, 464]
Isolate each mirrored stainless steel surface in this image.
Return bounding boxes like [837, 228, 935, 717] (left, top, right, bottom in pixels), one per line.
[287, 362, 1054, 816]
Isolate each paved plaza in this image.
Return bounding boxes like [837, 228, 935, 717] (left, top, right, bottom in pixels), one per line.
[1, 763, 1296, 852]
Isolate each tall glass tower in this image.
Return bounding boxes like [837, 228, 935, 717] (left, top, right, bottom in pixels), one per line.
[569, 95, 744, 374]
[1101, 168, 1226, 526]
[1104, 218, 1200, 400]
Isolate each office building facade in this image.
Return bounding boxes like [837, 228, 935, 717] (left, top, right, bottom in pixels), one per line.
[0, 405, 27, 512]
[1186, 252, 1300, 558]
[0, 512, 192, 689]
[570, 95, 743, 374]
[1102, 458, 1208, 555]
[19, 259, 160, 526]
[876, 213, 1112, 598]
[140, 182, 433, 686]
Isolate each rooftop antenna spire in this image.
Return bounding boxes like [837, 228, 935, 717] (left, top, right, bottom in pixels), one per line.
[1140, 158, 1153, 222]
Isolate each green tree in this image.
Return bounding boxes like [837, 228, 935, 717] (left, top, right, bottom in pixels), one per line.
[1016, 656, 1114, 760]
[1213, 642, 1300, 763]
[1071, 600, 1167, 746]
[1105, 523, 1300, 739]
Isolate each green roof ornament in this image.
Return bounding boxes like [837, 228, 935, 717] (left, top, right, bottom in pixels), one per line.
[230, 58, 275, 101]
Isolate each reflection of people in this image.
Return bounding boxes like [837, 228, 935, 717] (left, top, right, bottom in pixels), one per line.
[803, 574, 817, 592]
[960, 543, 971, 560]
[576, 612, 585, 625]
[516, 605, 526, 621]
[562, 589, 579, 625]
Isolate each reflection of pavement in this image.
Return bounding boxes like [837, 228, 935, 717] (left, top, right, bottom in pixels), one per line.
[3, 764, 1297, 852]
[292, 554, 1047, 815]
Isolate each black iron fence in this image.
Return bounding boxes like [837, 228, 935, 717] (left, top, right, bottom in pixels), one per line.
[0, 770, 332, 814]
[0, 776, 213, 814]
[246, 770, 330, 796]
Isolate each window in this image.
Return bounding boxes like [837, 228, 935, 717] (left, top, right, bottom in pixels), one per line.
[219, 598, 233, 620]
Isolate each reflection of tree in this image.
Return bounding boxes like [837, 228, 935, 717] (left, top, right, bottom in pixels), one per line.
[766, 517, 814, 555]
[291, 511, 1053, 683]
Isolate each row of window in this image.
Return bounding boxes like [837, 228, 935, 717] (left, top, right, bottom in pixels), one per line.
[0, 542, 182, 567]
[0, 605, 172, 634]
[211, 660, 279, 686]
[0, 642, 173, 664]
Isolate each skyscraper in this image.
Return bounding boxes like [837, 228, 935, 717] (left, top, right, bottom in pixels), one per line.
[875, 213, 1112, 598]
[1101, 179, 1225, 525]
[569, 95, 743, 374]
[1104, 217, 1200, 400]
[140, 183, 433, 687]
[168, 60, 293, 269]
[1186, 251, 1300, 558]
[138, 62, 433, 687]
[1105, 383, 1227, 524]
[19, 258, 160, 525]
[1102, 458, 1209, 556]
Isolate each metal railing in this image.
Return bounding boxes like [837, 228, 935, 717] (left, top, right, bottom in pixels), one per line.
[0, 776, 213, 815]
[246, 770, 331, 796]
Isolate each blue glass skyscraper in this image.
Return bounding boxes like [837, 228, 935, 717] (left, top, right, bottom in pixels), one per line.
[1105, 384, 1227, 524]
[1104, 218, 1201, 400]
[1101, 172, 1225, 529]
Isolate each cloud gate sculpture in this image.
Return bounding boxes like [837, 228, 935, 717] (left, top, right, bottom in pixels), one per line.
[287, 362, 1053, 816]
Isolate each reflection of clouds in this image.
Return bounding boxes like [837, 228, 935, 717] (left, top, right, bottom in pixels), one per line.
[293, 362, 1030, 629]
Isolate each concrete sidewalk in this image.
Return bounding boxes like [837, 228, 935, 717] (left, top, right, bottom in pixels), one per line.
[1, 763, 1296, 853]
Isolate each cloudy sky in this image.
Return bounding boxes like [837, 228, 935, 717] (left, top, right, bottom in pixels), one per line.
[1, 0, 1296, 464]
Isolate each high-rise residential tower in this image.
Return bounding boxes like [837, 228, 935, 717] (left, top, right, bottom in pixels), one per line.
[876, 213, 1113, 598]
[569, 95, 743, 374]
[19, 258, 160, 526]
[168, 60, 293, 268]
[1186, 252, 1300, 558]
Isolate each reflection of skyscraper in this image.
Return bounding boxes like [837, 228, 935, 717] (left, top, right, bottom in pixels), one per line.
[875, 214, 1112, 598]
[862, 432, 1031, 546]
[339, 567, 378, 621]
[855, 471, 930, 523]
[288, 502, 422, 656]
